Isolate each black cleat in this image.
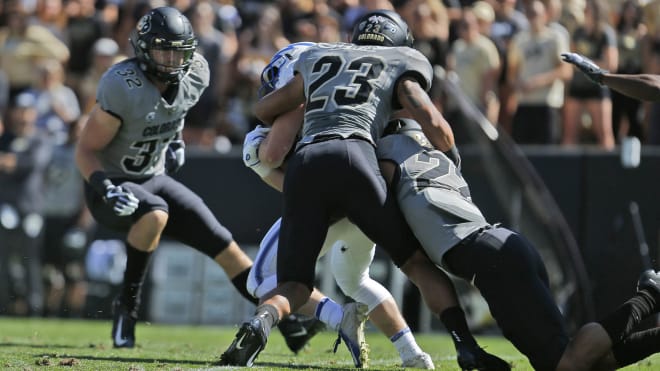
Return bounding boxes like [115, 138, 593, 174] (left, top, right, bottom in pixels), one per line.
[111, 297, 137, 348]
[219, 317, 268, 366]
[457, 344, 511, 371]
[278, 314, 326, 354]
[637, 269, 660, 298]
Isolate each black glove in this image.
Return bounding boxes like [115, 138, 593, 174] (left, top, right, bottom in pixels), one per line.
[165, 140, 185, 174]
[561, 52, 607, 85]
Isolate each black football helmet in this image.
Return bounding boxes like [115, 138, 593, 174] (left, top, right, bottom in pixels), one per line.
[351, 9, 413, 48]
[130, 6, 198, 84]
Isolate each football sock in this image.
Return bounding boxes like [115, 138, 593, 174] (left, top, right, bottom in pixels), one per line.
[315, 297, 344, 331]
[121, 242, 152, 310]
[612, 327, 660, 367]
[255, 304, 280, 336]
[231, 267, 259, 305]
[391, 327, 424, 361]
[597, 289, 657, 343]
[440, 306, 478, 348]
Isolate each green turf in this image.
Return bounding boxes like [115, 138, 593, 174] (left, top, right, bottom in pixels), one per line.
[0, 317, 658, 370]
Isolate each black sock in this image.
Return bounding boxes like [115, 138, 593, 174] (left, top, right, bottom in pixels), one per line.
[597, 290, 657, 343]
[440, 306, 478, 349]
[612, 326, 660, 367]
[255, 304, 280, 338]
[231, 267, 259, 305]
[121, 243, 152, 310]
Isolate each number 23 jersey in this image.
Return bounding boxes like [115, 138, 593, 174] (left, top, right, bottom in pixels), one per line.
[294, 43, 432, 144]
[95, 52, 209, 179]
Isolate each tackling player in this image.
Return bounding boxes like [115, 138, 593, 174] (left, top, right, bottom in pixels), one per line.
[74, 6, 315, 350]
[221, 10, 510, 370]
[377, 116, 660, 371]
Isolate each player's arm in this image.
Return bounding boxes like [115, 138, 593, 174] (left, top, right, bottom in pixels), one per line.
[601, 73, 660, 102]
[396, 77, 454, 152]
[74, 103, 120, 181]
[257, 104, 304, 192]
[259, 104, 304, 169]
[254, 74, 306, 125]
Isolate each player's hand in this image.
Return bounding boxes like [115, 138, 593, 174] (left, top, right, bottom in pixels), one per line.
[165, 140, 185, 174]
[242, 125, 272, 177]
[560, 52, 607, 85]
[104, 185, 139, 216]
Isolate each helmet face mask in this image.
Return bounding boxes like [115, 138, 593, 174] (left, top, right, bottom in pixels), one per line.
[131, 7, 198, 85]
[351, 10, 414, 48]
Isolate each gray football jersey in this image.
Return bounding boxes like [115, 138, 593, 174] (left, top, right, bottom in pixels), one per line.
[377, 134, 489, 265]
[96, 52, 209, 178]
[294, 43, 432, 145]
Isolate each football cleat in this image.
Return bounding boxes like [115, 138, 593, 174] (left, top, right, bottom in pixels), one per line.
[637, 269, 660, 299]
[457, 344, 511, 371]
[402, 352, 435, 369]
[111, 297, 138, 348]
[333, 302, 369, 368]
[278, 314, 326, 354]
[218, 317, 268, 367]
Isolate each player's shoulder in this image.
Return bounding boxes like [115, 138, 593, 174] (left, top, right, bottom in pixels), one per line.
[99, 58, 142, 91]
[186, 52, 210, 86]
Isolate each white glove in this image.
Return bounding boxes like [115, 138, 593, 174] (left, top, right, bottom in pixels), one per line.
[165, 140, 185, 174]
[243, 125, 273, 178]
[104, 185, 139, 216]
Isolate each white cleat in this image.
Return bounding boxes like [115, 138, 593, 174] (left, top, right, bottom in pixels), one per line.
[402, 352, 435, 369]
[334, 302, 369, 368]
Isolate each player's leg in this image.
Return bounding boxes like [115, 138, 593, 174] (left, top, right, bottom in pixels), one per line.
[557, 269, 660, 371]
[445, 227, 569, 371]
[154, 175, 256, 305]
[246, 217, 326, 354]
[328, 222, 433, 369]
[85, 178, 169, 348]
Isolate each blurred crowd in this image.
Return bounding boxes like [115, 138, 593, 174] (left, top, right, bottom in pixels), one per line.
[0, 0, 659, 317]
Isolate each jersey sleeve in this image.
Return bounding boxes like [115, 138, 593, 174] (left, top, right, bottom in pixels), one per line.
[187, 52, 210, 94]
[402, 48, 433, 91]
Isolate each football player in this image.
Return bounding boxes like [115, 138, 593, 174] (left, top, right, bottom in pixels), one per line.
[238, 42, 434, 370]
[220, 10, 510, 370]
[378, 117, 660, 371]
[74, 6, 315, 351]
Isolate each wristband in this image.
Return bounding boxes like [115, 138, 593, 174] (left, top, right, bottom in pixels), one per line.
[89, 171, 114, 195]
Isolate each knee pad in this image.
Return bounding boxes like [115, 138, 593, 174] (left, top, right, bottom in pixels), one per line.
[330, 234, 392, 312]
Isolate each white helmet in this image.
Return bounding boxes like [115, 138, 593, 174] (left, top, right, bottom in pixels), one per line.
[259, 42, 315, 97]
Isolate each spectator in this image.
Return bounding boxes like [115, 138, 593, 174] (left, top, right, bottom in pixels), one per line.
[41, 115, 94, 318]
[508, 0, 571, 144]
[78, 37, 124, 114]
[0, 0, 69, 98]
[612, 0, 646, 142]
[448, 8, 501, 127]
[489, 0, 529, 132]
[185, 0, 237, 149]
[0, 92, 54, 316]
[396, 0, 451, 69]
[23, 59, 81, 146]
[64, 0, 109, 92]
[224, 4, 289, 143]
[562, 0, 617, 149]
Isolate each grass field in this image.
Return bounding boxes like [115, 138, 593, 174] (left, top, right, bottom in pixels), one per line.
[1, 317, 659, 370]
